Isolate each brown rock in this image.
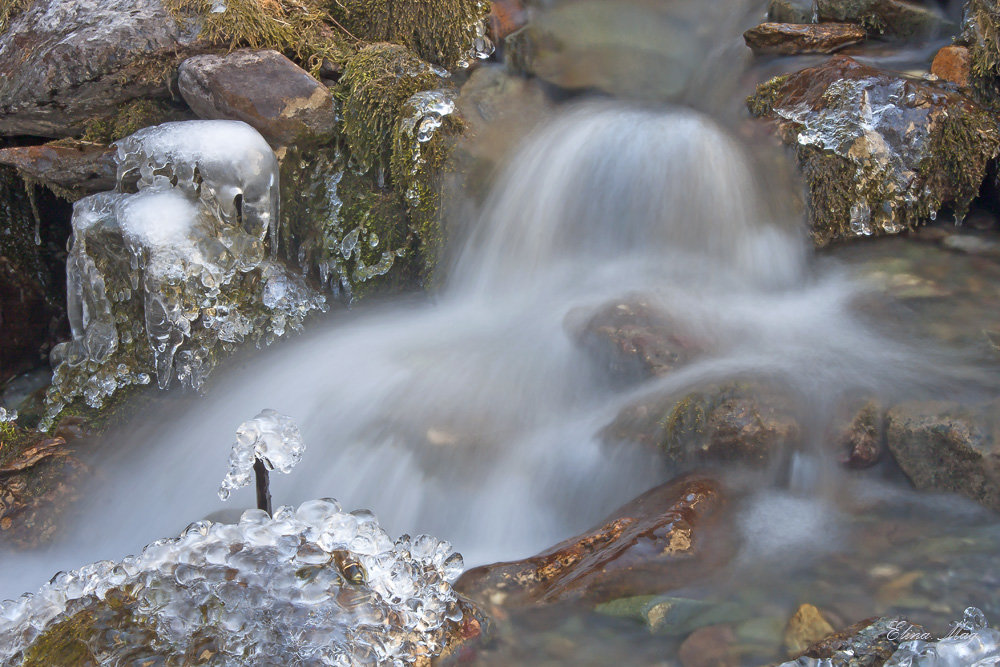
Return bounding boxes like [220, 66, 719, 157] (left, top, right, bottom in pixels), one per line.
[784, 604, 836, 656]
[743, 22, 866, 55]
[0, 141, 116, 199]
[488, 0, 527, 45]
[932, 45, 972, 87]
[838, 401, 884, 469]
[679, 625, 739, 667]
[885, 398, 1000, 512]
[569, 297, 697, 382]
[178, 49, 336, 146]
[455, 475, 731, 606]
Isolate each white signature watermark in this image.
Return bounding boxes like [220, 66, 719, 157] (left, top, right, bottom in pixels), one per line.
[885, 607, 990, 644]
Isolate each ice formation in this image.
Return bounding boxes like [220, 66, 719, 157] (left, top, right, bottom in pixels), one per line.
[457, 3, 495, 68]
[885, 608, 1000, 667]
[779, 608, 1000, 667]
[0, 407, 16, 423]
[44, 121, 325, 427]
[219, 409, 305, 500]
[397, 89, 457, 207]
[0, 500, 470, 665]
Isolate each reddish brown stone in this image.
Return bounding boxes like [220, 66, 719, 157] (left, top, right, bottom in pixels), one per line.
[488, 0, 528, 44]
[455, 476, 731, 606]
[932, 45, 971, 87]
[0, 141, 116, 198]
[743, 22, 866, 55]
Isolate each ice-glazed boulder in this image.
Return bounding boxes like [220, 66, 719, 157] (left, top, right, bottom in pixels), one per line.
[0, 500, 479, 665]
[44, 121, 324, 427]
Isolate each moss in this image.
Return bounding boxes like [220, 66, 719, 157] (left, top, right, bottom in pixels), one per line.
[0, 0, 29, 34]
[389, 93, 463, 282]
[337, 43, 445, 171]
[165, 0, 354, 75]
[918, 105, 1000, 220]
[746, 75, 789, 118]
[331, 0, 490, 69]
[0, 166, 43, 280]
[79, 99, 176, 144]
[661, 393, 708, 461]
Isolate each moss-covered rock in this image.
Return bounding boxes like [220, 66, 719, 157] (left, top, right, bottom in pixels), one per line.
[331, 0, 491, 69]
[390, 88, 464, 280]
[165, 0, 353, 75]
[747, 56, 1000, 245]
[602, 382, 800, 469]
[79, 99, 188, 145]
[815, 0, 954, 41]
[0, 0, 31, 34]
[337, 42, 449, 172]
[959, 0, 1000, 107]
[279, 145, 422, 299]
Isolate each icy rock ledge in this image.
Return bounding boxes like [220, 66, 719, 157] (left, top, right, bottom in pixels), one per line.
[43, 121, 325, 427]
[0, 500, 472, 665]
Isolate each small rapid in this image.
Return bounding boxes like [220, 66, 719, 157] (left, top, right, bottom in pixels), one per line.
[0, 102, 987, 602]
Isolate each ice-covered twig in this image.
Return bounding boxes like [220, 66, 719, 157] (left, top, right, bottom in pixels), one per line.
[219, 409, 305, 515]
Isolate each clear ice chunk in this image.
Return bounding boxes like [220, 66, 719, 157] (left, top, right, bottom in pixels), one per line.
[0, 499, 468, 665]
[219, 409, 305, 501]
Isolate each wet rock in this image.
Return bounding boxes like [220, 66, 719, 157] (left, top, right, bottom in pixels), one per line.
[597, 595, 745, 637]
[815, 0, 954, 41]
[784, 604, 836, 656]
[958, 0, 1000, 105]
[679, 625, 740, 667]
[768, 0, 816, 24]
[0, 0, 206, 138]
[748, 56, 1000, 246]
[839, 401, 884, 469]
[568, 298, 697, 382]
[504, 0, 704, 100]
[932, 45, 972, 88]
[885, 399, 1000, 512]
[456, 476, 730, 606]
[744, 23, 867, 55]
[782, 616, 917, 666]
[602, 383, 800, 469]
[0, 141, 116, 200]
[178, 49, 336, 146]
[487, 0, 528, 45]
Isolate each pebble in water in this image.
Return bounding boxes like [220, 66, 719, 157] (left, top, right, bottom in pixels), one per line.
[0, 500, 467, 665]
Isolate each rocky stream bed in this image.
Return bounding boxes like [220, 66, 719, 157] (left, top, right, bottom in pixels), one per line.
[2, 0, 1000, 665]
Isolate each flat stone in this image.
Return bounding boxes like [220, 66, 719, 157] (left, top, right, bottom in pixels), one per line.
[932, 45, 972, 87]
[178, 49, 336, 146]
[885, 398, 1000, 512]
[0, 141, 116, 199]
[744, 22, 866, 55]
[455, 475, 730, 606]
[0, 0, 206, 137]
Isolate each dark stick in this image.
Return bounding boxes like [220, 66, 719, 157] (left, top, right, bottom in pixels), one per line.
[253, 458, 273, 517]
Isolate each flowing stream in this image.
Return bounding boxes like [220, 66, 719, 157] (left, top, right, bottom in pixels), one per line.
[3, 1, 1000, 662]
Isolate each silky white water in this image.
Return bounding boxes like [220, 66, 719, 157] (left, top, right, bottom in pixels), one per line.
[0, 103, 986, 602]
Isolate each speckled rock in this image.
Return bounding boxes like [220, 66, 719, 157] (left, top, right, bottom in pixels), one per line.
[0, 0, 206, 137]
[456, 476, 730, 606]
[886, 398, 1000, 512]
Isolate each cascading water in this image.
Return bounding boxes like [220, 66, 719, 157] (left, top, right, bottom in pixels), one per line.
[0, 101, 992, 612]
